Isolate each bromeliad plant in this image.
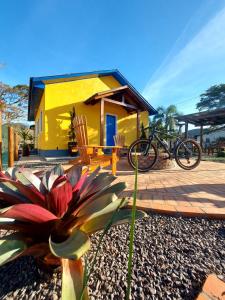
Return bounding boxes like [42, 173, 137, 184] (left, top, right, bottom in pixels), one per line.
[0, 165, 146, 299]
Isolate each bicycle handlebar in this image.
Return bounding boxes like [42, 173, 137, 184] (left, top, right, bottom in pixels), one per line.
[144, 126, 177, 136]
[144, 126, 161, 134]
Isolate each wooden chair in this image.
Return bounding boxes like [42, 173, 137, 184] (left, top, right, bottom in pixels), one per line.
[114, 134, 125, 147]
[113, 134, 128, 157]
[69, 115, 121, 175]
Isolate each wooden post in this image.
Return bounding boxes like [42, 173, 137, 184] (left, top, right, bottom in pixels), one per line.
[100, 99, 104, 146]
[111, 148, 117, 176]
[14, 132, 19, 161]
[185, 122, 188, 138]
[0, 110, 2, 170]
[200, 125, 203, 150]
[137, 110, 140, 139]
[8, 126, 14, 167]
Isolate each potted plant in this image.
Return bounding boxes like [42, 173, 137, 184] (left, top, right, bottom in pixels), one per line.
[68, 106, 78, 156]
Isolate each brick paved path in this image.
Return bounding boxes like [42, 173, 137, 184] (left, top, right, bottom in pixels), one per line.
[116, 160, 225, 219]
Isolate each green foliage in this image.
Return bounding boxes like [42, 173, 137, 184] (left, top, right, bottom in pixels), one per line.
[217, 151, 225, 157]
[0, 82, 29, 122]
[140, 122, 147, 139]
[196, 84, 225, 111]
[17, 128, 33, 145]
[0, 165, 146, 300]
[150, 105, 180, 140]
[68, 106, 76, 142]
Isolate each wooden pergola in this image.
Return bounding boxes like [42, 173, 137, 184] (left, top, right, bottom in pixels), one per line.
[85, 85, 155, 145]
[176, 108, 225, 149]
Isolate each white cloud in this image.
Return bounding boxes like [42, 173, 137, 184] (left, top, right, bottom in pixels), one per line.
[143, 5, 225, 111]
[0, 63, 6, 69]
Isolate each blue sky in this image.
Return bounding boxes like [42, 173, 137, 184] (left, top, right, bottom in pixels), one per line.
[1, 0, 225, 115]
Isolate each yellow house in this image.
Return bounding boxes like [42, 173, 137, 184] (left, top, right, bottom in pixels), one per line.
[28, 69, 156, 156]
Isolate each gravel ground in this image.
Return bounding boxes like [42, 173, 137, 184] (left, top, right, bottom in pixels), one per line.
[0, 213, 224, 300]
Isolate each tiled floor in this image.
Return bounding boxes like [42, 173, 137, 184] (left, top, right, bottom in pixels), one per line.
[17, 156, 225, 219]
[115, 159, 225, 219]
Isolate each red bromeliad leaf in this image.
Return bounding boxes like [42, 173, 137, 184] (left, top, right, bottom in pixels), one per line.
[18, 170, 46, 194]
[43, 253, 61, 265]
[79, 166, 100, 197]
[0, 191, 24, 205]
[0, 181, 31, 204]
[21, 243, 50, 258]
[73, 171, 88, 193]
[48, 181, 73, 217]
[0, 178, 45, 206]
[51, 175, 67, 190]
[0, 218, 49, 235]
[42, 165, 64, 191]
[49, 228, 90, 260]
[67, 165, 82, 188]
[83, 172, 116, 198]
[5, 167, 17, 180]
[0, 171, 10, 179]
[0, 235, 27, 266]
[61, 258, 88, 300]
[0, 204, 58, 223]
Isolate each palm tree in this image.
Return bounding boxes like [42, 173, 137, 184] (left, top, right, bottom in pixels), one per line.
[165, 105, 178, 132]
[150, 105, 180, 146]
[152, 105, 179, 132]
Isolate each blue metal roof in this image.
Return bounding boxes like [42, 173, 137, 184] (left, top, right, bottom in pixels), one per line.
[28, 69, 156, 120]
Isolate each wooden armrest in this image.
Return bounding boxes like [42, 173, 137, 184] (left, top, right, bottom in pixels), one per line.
[83, 145, 122, 149]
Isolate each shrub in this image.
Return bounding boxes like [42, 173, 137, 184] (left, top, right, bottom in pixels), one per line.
[217, 151, 225, 157]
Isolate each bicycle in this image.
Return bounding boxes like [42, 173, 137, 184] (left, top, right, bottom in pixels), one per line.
[128, 126, 202, 172]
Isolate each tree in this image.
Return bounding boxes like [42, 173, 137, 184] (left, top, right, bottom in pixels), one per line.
[152, 105, 179, 132]
[196, 84, 225, 111]
[0, 82, 29, 122]
[17, 127, 31, 145]
[140, 122, 147, 139]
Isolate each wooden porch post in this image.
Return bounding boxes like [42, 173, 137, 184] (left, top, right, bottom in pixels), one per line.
[137, 110, 140, 139]
[185, 122, 188, 138]
[100, 99, 104, 146]
[8, 126, 14, 167]
[14, 132, 19, 161]
[200, 124, 203, 150]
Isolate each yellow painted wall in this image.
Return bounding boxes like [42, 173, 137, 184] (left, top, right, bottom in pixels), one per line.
[34, 91, 45, 149]
[35, 75, 149, 151]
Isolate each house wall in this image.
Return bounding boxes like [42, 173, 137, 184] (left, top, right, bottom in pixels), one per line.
[34, 91, 45, 150]
[197, 128, 225, 145]
[35, 75, 149, 156]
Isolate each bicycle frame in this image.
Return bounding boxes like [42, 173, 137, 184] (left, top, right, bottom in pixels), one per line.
[145, 130, 192, 159]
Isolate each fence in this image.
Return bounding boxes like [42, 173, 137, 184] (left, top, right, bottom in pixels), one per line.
[1, 126, 19, 170]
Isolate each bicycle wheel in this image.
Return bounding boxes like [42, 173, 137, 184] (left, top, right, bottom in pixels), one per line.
[175, 139, 202, 170]
[128, 139, 158, 172]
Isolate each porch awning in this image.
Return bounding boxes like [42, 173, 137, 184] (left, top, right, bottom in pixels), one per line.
[84, 85, 156, 114]
[176, 108, 225, 126]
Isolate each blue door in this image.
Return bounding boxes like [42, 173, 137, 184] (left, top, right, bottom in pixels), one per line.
[106, 114, 116, 146]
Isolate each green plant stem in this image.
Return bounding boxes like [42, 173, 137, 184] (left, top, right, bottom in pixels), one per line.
[126, 155, 138, 300]
[80, 197, 126, 300]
